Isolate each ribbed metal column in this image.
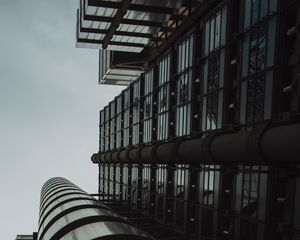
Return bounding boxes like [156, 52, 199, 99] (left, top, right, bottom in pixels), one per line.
[38, 177, 154, 240]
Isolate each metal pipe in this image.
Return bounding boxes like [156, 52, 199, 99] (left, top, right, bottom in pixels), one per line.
[261, 122, 300, 162]
[92, 122, 300, 164]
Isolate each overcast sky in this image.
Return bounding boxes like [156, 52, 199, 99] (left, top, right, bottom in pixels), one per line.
[0, 1, 124, 239]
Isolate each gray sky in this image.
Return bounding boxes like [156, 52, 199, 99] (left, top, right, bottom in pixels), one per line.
[0, 1, 123, 239]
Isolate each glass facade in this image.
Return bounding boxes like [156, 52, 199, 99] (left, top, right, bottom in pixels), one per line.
[143, 70, 154, 143]
[86, 0, 300, 240]
[116, 94, 123, 148]
[132, 80, 141, 145]
[157, 55, 170, 140]
[175, 34, 194, 136]
[201, 7, 227, 131]
[123, 87, 131, 147]
[239, 0, 278, 124]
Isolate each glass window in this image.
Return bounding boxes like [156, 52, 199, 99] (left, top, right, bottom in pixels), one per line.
[142, 165, 151, 214]
[104, 106, 110, 150]
[201, 7, 227, 131]
[131, 164, 139, 207]
[198, 165, 220, 239]
[116, 95, 123, 148]
[157, 55, 170, 140]
[123, 88, 131, 147]
[143, 69, 153, 143]
[156, 164, 167, 222]
[234, 166, 269, 240]
[122, 165, 129, 201]
[99, 110, 105, 151]
[175, 34, 194, 136]
[110, 101, 115, 150]
[132, 80, 140, 145]
[239, 0, 277, 124]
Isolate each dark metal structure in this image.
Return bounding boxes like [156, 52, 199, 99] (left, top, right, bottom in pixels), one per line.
[37, 177, 154, 240]
[76, 0, 300, 239]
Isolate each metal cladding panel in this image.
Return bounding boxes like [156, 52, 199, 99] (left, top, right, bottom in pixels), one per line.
[38, 177, 153, 240]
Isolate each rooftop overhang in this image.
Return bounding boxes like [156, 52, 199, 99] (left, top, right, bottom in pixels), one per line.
[75, 0, 193, 53]
[100, 67, 143, 85]
[76, 0, 214, 85]
[98, 49, 144, 85]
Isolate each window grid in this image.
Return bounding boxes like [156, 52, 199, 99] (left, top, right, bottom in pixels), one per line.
[157, 55, 171, 140]
[200, 7, 227, 132]
[98, 162, 273, 239]
[233, 165, 269, 240]
[142, 165, 151, 214]
[122, 165, 129, 201]
[156, 164, 167, 222]
[131, 164, 139, 207]
[109, 101, 116, 150]
[104, 106, 110, 151]
[99, 110, 105, 152]
[132, 80, 141, 145]
[173, 164, 189, 232]
[175, 34, 194, 137]
[123, 88, 131, 147]
[143, 70, 154, 143]
[198, 165, 221, 239]
[239, 0, 278, 125]
[116, 95, 123, 148]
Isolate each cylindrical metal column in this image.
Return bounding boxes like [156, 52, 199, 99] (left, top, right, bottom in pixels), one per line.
[38, 177, 154, 240]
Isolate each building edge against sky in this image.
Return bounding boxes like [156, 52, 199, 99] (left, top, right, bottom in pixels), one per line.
[83, 0, 300, 240]
[16, 0, 300, 239]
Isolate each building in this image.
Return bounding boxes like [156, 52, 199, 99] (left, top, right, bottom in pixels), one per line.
[37, 177, 154, 240]
[76, 0, 300, 240]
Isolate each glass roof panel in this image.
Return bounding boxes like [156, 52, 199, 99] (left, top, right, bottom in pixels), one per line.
[77, 0, 187, 52]
[112, 35, 149, 45]
[132, 0, 184, 8]
[109, 69, 143, 76]
[117, 23, 157, 35]
[124, 10, 168, 23]
[100, 79, 131, 86]
[104, 74, 139, 81]
[78, 32, 105, 41]
[85, 6, 117, 17]
[106, 45, 143, 52]
[76, 42, 103, 49]
[81, 20, 110, 30]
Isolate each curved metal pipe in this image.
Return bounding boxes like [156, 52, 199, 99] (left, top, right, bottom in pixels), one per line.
[178, 138, 208, 163]
[128, 147, 140, 163]
[140, 145, 154, 163]
[92, 122, 300, 164]
[261, 122, 300, 162]
[119, 149, 129, 163]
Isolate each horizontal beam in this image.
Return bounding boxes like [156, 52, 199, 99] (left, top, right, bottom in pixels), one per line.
[83, 14, 169, 28]
[102, 0, 132, 49]
[80, 26, 162, 41]
[87, 0, 175, 15]
[77, 38, 145, 48]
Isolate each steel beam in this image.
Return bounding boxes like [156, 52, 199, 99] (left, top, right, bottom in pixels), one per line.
[87, 0, 175, 15]
[102, 0, 132, 49]
[77, 38, 145, 48]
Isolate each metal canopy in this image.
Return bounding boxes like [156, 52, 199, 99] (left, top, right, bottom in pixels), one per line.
[76, 0, 187, 52]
